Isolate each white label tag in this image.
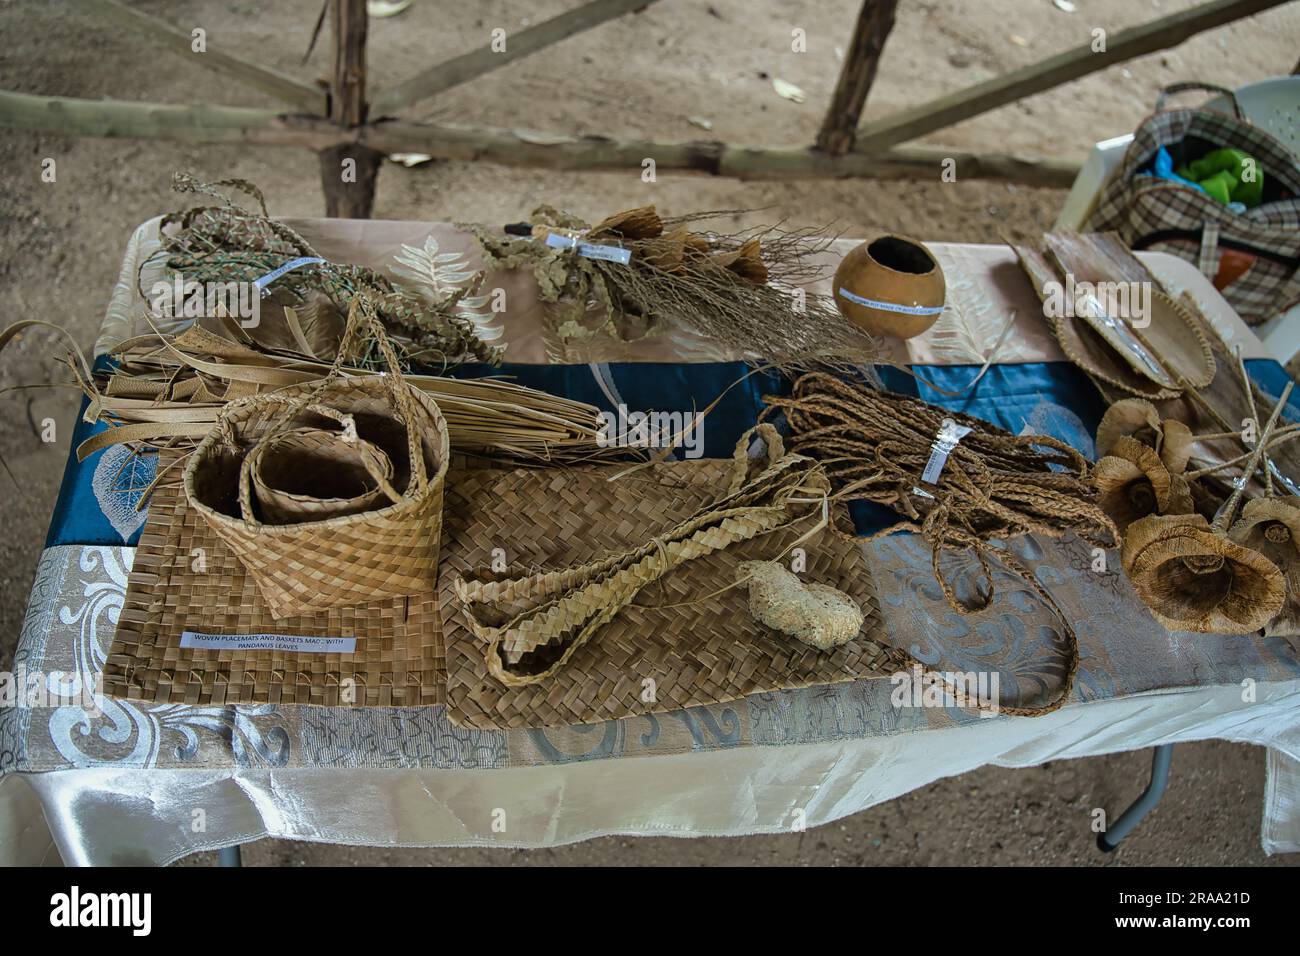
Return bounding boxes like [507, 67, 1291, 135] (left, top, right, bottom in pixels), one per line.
[252, 256, 327, 294]
[544, 233, 632, 264]
[180, 631, 356, 654]
[920, 419, 973, 486]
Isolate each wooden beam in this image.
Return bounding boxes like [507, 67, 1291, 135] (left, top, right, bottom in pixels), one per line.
[816, 0, 898, 156]
[361, 122, 1082, 187]
[321, 0, 381, 218]
[73, 0, 326, 114]
[369, 0, 663, 117]
[0, 90, 321, 145]
[854, 0, 1292, 152]
[0, 90, 1081, 188]
[328, 0, 369, 126]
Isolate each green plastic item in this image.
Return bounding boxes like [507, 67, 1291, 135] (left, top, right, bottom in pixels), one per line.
[1174, 148, 1264, 208]
[1198, 169, 1237, 205]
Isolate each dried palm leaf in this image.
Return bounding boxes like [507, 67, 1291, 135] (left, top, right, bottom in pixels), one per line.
[1095, 398, 1195, 474]
[56, 314, 615, 469]
[1230, 496, 1300, 636]
[1123, 512, 1285, 633]
[1095, 435, 1194, 532]
[466, 205, 877, 370]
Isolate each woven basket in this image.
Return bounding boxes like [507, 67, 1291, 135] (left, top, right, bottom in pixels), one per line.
[183, 304, 450, 618]
[240, 425, 399, 524]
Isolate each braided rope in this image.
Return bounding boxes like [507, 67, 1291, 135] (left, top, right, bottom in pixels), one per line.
[763, 372, 1121, 716]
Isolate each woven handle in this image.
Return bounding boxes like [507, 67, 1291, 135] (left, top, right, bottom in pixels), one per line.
[330, 299, 429, 489]
[1155, 82, 1245, 120]
[726, 423, 787, 495]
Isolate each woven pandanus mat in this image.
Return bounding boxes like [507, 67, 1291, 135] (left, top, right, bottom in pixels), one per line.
[438, 459, 909, 729]
[103, 453, 442, 707]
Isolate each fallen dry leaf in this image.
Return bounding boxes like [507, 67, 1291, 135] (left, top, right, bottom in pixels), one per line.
[772, 77, 806, 103]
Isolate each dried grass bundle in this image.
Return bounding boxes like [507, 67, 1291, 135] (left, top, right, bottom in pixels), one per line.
[764, 372, 1118, 566]
[763, 372, 1122, 716]
[154, 174, 499, 367]
[61, 316, 613, 470]
[466, 204, 877, 369]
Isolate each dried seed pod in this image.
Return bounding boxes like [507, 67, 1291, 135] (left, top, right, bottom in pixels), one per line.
[586, 205, 664, 241]
[707, 238, 769, 285]
[682, 231, 713, 256]
[1122, 512, 1285, 633]
[1095, 398, 1194, 474]
[1095, 435, 1194, 532]
[1229, 496, 1300, 636]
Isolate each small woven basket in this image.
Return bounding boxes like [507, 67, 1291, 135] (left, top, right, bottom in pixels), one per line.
[240, 424, 398, 525]
[183, 302, 450, 618]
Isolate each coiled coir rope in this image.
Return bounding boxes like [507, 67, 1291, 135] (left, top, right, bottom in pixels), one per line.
[763, 372, 1121, 716]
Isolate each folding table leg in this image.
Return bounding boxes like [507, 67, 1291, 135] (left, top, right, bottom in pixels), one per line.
[218, 844, 243, 867]
[1097, 744, 1174, 852]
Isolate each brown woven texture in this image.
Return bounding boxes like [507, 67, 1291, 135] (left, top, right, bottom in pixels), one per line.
[104, 456, 443, 706]
[184, 303, 451, 619]
[243, 427, 397, 523]
[1011, 233, 1215, 401]
[438, 457, 911, 730]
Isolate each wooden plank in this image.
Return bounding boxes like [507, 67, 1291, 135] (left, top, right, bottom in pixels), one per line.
[854, 0, 1292, 151]
[321, 0, 381, 218]
[815, 0, 899, 156]
[0, 90, 1080, 187]
[369, 0, 664, 117]
[73, 0, 326, 114]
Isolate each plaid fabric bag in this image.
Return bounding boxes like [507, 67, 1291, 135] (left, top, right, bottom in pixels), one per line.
[1086, 83, 1300, 325]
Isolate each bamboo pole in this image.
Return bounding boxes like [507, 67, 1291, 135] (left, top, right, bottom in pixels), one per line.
[853, 0, 1291, 152]
[320, 0, 381, 218]
[369, 0, 664, 117]
[73, 0, 326, 114]
[0, 89, 1082, 187]
[815, 0, 898, 156]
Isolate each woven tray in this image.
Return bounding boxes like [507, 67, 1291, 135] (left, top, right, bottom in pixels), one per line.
[439, 459, 910, 729]
[103, 453, 442, 707]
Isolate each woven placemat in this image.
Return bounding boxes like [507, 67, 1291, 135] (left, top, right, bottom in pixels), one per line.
[103, 453, 443, 707]
[439, 459, 910, 729]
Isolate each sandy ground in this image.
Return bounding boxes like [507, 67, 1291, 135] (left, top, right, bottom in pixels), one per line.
[2, 0, 1299, 866]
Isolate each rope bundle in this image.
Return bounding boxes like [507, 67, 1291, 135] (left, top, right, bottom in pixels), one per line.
[763, 373, 1122, 715]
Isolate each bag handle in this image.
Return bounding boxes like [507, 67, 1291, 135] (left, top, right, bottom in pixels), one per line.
[1155, 82, 1245, 121]
[327, 299, 429, 489]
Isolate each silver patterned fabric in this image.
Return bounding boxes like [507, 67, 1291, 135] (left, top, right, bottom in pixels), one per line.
[4, 540, 1300, 864]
